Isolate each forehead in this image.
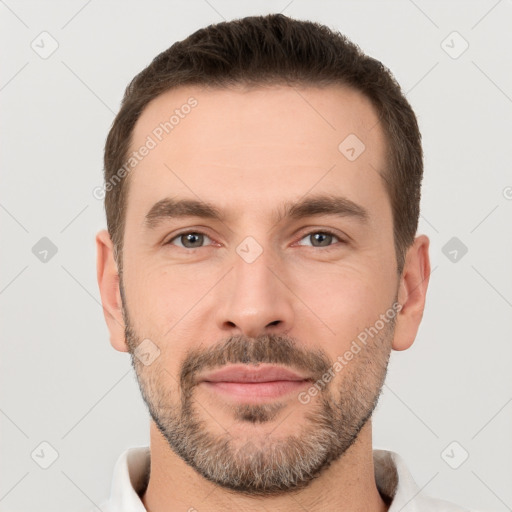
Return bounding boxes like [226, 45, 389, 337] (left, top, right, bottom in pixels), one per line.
[125, 84, 388, 226]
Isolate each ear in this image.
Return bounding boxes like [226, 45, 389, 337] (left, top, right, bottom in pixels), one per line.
[392, 234, 431, 351]
[95, 229, 129, 352]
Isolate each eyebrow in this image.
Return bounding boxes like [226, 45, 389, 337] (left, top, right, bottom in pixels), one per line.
[143, 194, 369, 230]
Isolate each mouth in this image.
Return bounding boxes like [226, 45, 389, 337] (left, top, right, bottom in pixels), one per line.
[198, 364, 313, 401]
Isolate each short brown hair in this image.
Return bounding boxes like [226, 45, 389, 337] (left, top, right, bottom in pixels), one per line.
[103, 13, 422, 275]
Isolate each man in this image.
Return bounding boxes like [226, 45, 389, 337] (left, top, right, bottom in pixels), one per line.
[95, 13, 473, 512]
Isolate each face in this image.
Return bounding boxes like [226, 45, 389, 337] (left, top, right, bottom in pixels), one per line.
[120, 84, 400, 495]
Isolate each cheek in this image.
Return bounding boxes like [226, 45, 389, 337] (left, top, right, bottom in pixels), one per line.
[291, 262, 393, 345]
[129, 260, 213, 325]
[129, 266, 218, 372]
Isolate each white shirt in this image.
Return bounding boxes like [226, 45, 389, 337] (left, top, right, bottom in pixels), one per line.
[94, 446, 475, 512]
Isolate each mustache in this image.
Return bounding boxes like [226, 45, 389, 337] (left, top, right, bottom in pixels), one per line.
[180, 333, 332, 391]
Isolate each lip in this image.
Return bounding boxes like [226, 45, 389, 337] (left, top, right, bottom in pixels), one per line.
[198, 364, 312, 402]
[199, 364, 311, 383]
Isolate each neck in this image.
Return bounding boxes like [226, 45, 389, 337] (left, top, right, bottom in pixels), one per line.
[141, 420, 389, 512]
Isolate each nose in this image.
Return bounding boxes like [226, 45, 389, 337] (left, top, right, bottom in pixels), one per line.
[215, 241, 295, 339]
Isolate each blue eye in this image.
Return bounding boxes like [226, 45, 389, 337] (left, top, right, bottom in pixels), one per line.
[167, 232, 213, 249]
[165, 229, 344, 250]
[297, 230, 342, 248]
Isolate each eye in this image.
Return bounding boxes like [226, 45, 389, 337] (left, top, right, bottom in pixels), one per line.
[296, 230, 343, 248]
[166, 231, 213, 249]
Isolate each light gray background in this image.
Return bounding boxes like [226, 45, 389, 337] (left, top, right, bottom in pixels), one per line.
[1, 1, 511, 511]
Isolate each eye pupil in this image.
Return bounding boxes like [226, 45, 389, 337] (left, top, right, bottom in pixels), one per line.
[182, 233, 203, 248]
[311, 233, 332, 247]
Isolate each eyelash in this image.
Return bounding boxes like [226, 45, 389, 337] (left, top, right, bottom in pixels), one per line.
[165, 229, 346, 250]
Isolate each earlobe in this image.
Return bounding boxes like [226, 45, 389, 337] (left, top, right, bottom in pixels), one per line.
[95, 229, 129, 353]
[392, 235, 431, 351]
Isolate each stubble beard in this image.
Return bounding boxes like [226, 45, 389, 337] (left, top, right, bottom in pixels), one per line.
[123, 302, 394, 496]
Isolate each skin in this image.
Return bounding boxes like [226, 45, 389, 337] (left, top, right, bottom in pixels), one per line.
[96, 84, 430, 512]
